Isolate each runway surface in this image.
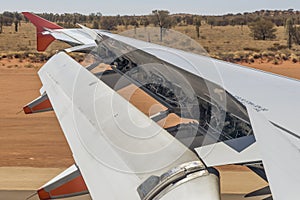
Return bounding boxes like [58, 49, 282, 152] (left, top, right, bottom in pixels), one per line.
[0, 190, 267, 200]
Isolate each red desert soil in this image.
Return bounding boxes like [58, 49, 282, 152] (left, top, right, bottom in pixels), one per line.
[0, 58, 298, 192]
[239, 60, 300, 80]
[0, 58, 73, 168]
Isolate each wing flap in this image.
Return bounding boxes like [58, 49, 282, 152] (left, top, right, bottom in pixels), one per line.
[37, 164, 88, 200]
[23, 93, 52, 114]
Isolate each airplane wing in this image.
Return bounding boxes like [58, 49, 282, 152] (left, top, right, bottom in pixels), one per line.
[248, 107, 300, 200]
[35, 51, 220, 200]
[22, 12, 300, 199]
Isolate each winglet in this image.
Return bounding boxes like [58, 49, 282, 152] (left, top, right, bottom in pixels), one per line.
[22, 12, 63, 51]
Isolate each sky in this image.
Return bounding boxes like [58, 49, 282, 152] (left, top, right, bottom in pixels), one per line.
[1, 0, 300, 16]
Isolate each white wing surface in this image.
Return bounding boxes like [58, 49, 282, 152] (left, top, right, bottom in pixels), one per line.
[38, 52, 205, 199]
[248, 107, 300, 199]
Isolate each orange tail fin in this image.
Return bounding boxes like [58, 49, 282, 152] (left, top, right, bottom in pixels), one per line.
[22, 12, 63, 51]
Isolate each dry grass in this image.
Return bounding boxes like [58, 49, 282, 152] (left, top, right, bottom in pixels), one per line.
[116, 24, 300, 63]
[173, 25, 290, 53]
[1, 22, 300, 64]
[0, 22, 68, 54]
[172, 24, 300, 63]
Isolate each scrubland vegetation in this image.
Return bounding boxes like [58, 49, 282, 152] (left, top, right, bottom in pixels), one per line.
[1, 9, 300, 65]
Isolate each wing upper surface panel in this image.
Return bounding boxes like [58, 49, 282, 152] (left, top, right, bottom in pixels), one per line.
[99, 31, 300, 138]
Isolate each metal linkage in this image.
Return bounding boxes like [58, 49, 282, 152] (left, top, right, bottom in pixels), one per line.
[137, 161, 207, 200]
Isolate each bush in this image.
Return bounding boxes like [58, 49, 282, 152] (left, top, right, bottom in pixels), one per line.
[14, 53, 21, 59]
[278, 45, 288, 50]
[249, 18, 276, 40]
[243, 47, 260, 52]
[24, 64, 34, 68]
[233, 54, 241, 62]
[261, 51, 273, 57]
[273, 58, 279, 65]
[275, 54, 281, 60]
[266, 51, 275, 57]
[267, 46, 278, 51]
[290, 54, 298, 63]
[281, 53, 288, 60]
[268, 43, 288, 51]
[253, 52, 261, 59]
[292, 57, 298, 63]
[248, 56, 255, 63]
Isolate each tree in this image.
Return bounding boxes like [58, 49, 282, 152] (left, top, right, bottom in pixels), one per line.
[123, 16, 130, 29]
[194, 17, 201, 39]
[115, 15, 123, 26]
[130, 17, 139, 27]
[14, 19, 18, 32]
[96, 12, 102, 19]
[207, 17, 215, 29]
[286, 18, 294, 49]
[151, 10, 174, 41]
[129, 16, 139, 34]
[249, 18, 276, 40]
[13, 12, 22, 32]
[92, 20, 99, 29]
[100, 17, 117, 30]
[2, 12, 13, 26]
[184, 15, 194, 25]
[88, 13, 96, 23]
[140, 16, 149, 29]
[0, 15, 3, 34]
[285, 18, 300, 48]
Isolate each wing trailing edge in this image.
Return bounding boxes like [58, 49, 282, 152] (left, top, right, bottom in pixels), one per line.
[23, 93, 53, 114]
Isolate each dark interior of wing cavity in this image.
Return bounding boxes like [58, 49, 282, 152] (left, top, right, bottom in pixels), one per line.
[87, 37, 254, 150]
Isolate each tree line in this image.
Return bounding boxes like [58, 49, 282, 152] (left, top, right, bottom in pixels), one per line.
[0, 11, 22, 33]
[2, 9, 300, 48]
[1, 9, 300, 30]
[37, 9, 300, 28]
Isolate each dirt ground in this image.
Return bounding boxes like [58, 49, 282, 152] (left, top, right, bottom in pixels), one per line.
[239, 60, 300, 80]
[0, 58, 298, 194]
[0, 61, 73, 168]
